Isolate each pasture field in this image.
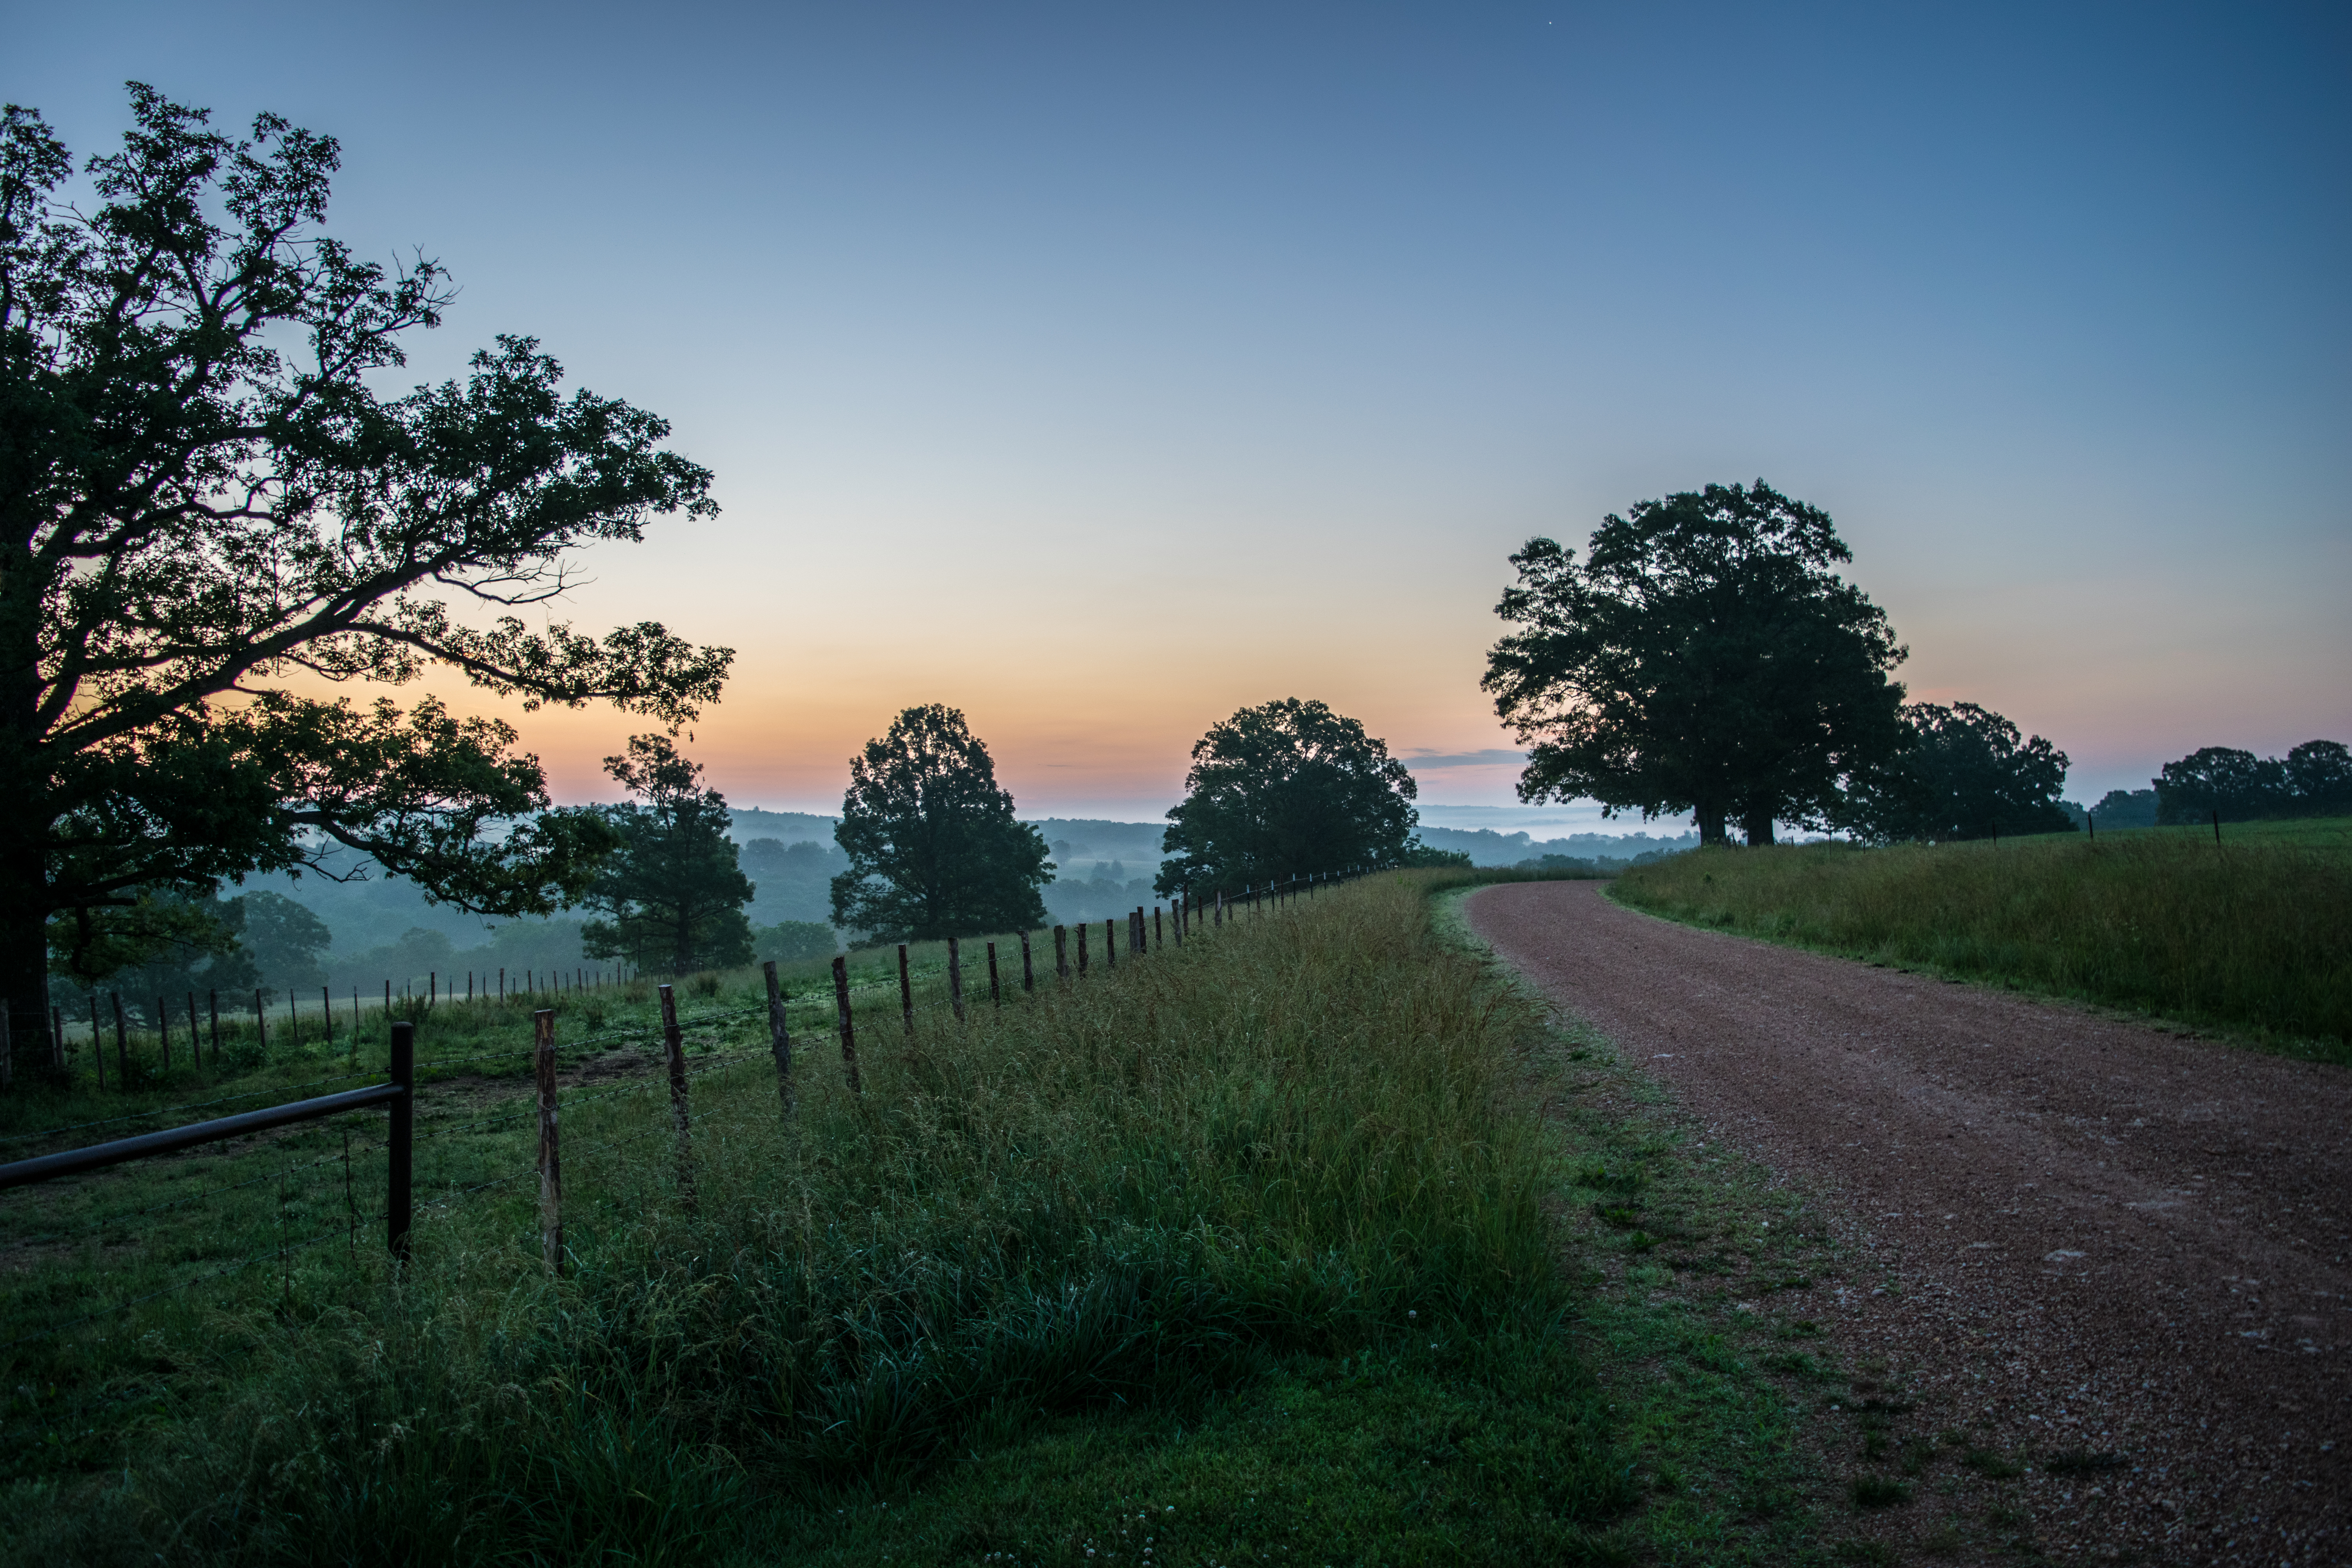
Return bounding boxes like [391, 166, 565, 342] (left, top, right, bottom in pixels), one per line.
[1, 875, 1835, 1565]
[1612, 819, 2352, 1063]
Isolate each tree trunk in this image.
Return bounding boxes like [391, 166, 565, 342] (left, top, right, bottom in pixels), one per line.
[1695, 802, 1730, 847]
[1742, 805, 1777, 847]
[0, 819, 58, 1083]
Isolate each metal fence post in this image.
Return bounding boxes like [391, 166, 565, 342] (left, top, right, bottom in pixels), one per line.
[831, 956, 863, 1093]
[762, 960, 794, 1119]
[535, 1009, 561, 1276]
[657, 984, 695, 1214]
[388, 1020, 414, 1262]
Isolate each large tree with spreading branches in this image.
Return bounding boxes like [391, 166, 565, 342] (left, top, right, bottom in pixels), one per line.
[1483, 480, 1907, 847]
[0, 86, 731, 1070]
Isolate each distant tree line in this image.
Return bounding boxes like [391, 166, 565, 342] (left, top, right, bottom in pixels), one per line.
[2152, 741, 2351, 825]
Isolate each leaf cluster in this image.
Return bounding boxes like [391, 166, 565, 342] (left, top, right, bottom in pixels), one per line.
[829, 704, 1051, 942]
[0, 85, 729, 959]
[579, 735, 753, 975]
[1154, 697, 1419, 895]
[1836, 701, 2074, 844]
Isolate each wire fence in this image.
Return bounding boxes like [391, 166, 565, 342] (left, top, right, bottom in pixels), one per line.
[0, 867, 1375, 1364]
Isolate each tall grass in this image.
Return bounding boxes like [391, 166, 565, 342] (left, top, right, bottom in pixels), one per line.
[5, 874, 1622, 1563]
[1613, 827, 2352, 1060]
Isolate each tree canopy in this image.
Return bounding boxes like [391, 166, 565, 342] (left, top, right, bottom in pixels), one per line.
[829, 705, 1051, 941]
[2155, 740, 2351, 824]
[1482, 481, 1907, 846]
[0, 87, 729, 1061]
[1837, 701, 2074, 843]
[579, 736, 753, 976]
[1153, 698, 1419, 897]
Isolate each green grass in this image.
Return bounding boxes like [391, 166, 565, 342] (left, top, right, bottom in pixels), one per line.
[1611, 820, 2352, 1061]
[0, 875, 1673, 1565]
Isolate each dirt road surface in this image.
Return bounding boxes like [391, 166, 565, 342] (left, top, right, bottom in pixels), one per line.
[1468, 880, 2350, 1567]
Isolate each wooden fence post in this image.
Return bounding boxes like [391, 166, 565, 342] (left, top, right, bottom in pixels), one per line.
[1154, 906, 1162, 949]
[1054, 925, 1069, 980]
[986, 941, 1001, 1006]
[762, 960, 794, 1118]
[50, 1005, 64, 1072]
[254, 989, 267, 1055]
[1104, 918, 1117, 969]
[156, 994, 169, 1070]
[1075, 922, 1088, 975]
[948, 936, 967, 1021]
[535, 1009, 561, 1276]
[208, 990, 219, 1061]
[388, 1020, 414, 1263]
[1021, 930, 1035, 992]
[113, 993, 129, 1086]
[898, 945, 914, 1033]
[831, 956, 863, 1094]
[89, 996, 102, 1091]
[657, 984, 695, 1214]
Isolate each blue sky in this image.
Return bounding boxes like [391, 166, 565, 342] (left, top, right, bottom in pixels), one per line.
[11, 2, 2347, 822]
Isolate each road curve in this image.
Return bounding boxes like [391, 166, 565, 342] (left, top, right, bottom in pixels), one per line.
[1468, 879, 2350, 1566]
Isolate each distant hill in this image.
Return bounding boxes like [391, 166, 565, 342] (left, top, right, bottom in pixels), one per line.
[1411, 825, 1699, 867]
[726, 808, 842, 844]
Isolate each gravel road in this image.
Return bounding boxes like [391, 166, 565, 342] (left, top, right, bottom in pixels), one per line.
[1468, 880, 2350, 1567]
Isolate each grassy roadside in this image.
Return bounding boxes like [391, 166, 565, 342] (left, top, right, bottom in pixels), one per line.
[1609, 821, 2352, 1064]
[3, 875, 1619, 1564]
[3, 873, 1860, 1566]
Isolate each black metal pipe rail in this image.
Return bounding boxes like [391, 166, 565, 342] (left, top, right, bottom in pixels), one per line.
[0, 1022, 417, 1257]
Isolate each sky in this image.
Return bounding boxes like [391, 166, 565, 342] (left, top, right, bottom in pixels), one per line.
[11, 2, 2348, 826]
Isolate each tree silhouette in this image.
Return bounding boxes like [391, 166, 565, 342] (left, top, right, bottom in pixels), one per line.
[580, 737, 753, 975]
[830, 706, 1051, 941]
[1154, 698, 1419, 896]
[0, 87, 729, 1066]
[1484, 481, 1906, 846]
